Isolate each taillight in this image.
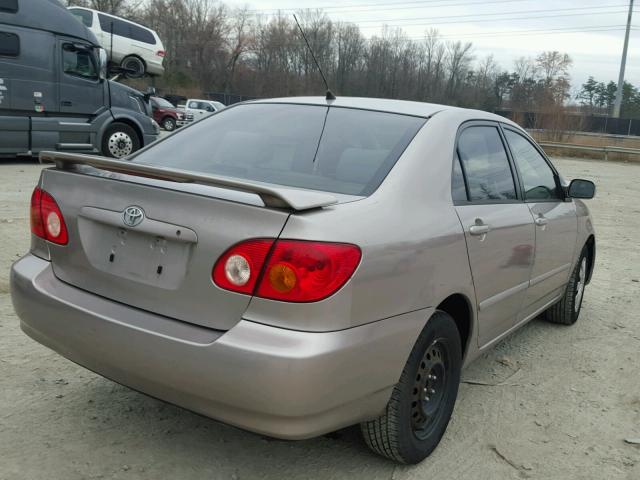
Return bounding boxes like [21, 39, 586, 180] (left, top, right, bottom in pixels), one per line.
[156, 50, 165, 57]
[212, 239, 274, 294]
[212, 239, 361, 302]
[30, 186, 68, 245]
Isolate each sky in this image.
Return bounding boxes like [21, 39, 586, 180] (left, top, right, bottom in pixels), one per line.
[224, 0, 639, 93]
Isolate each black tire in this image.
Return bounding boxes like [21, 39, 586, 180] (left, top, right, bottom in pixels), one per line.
[120, 55, 146, 78]
[361, 310, 462, 464]
[544, 247, 589, 325]
[161, 116, 176, 131]
[101, 122, 141, 159]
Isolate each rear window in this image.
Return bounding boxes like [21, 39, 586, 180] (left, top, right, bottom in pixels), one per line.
[133, 104, 426, 196]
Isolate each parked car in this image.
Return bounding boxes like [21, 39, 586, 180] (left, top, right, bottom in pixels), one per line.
[68, 6, 164, 77]
[184, 98, 225, 122]
[11, 97, 596, 464]
[149, 96, 190, 131]
[0, 0, 158, 159]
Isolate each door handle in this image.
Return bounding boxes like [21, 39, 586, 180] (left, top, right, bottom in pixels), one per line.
[469, 224, 490, 236]
[61, 100, 72, 107]
[535, 216, 548, 226]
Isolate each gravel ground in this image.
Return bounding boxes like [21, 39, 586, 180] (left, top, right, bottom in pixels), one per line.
[1, 157, 639, 480]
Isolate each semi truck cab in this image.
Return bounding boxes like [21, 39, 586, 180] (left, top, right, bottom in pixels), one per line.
[0, 0, 159, 159]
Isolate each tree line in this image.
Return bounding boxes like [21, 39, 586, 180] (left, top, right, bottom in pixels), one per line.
[577, 77, 640, 119]
[68, 0, 580, 116]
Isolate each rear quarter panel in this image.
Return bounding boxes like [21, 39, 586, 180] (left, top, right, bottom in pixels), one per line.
[243, 109, 477, 334]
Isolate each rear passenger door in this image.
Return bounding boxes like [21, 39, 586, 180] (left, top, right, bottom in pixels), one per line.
[453, 123, 536, 347]
[502, 128, 577, 318]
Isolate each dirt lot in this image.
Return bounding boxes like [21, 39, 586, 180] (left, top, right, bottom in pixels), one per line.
[1, 157, 639, 480]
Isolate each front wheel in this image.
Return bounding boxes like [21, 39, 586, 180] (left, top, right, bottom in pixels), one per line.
[544, 247, 589, 325]
[361, 310, 462, 464]
[161, 116, 176, 131]
[101, 122, 141, 158]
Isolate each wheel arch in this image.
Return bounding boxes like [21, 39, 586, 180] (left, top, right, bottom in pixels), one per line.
[585, 234, 595, 284]
[121, 54, 147, 71]
[435, 293, 474, 362]
[105, 117, 143, 145]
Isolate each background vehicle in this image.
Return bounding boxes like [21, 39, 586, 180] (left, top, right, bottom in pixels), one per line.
[149, 96, 190, 131]
[0, 0, 159, 158]
[10, 97, 595, 465]
[184, 98, 225, 122]
[68, 6, 164, 77]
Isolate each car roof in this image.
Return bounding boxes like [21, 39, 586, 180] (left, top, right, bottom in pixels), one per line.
[2, 0, 98, 45]
[69, 6, 155, 33]
[250, 96, 512, 123]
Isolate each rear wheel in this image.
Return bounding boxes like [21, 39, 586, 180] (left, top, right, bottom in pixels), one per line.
[120, 55, 146, 78]
[544, 247, 589, 325]
[101, 122, 141, 159]
[361, 311, 461, 464]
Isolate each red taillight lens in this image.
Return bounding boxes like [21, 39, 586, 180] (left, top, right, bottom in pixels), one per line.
[156, 50, 165, 57]
[257, 240, 361, 302]
[212, 239, 361, 302]
[29, 186, 68, 245]
[212, 239, 274, 294]
[30, 187, 45, 238]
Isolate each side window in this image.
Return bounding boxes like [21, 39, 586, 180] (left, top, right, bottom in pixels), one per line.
[457, 126, 517, 202]
[129, 24, 156, 44]
[98, 14, 129, 38]
[451, 154, 467, 203]
[504, 130, 561, 201]
[0, 32, 19, 57]
[188, 101, 199, 109]
[62, 44, 98, 80]
[70, 9, 93, 27]
[0, 0, 18, 13]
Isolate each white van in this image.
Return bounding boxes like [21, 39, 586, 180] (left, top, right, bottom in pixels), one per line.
[68, 7, 164, 77]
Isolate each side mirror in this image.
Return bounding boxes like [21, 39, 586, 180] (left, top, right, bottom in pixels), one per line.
[568, 179, 595, 199]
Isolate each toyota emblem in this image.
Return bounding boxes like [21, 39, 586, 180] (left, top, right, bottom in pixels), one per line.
[122, 206, 145, 227]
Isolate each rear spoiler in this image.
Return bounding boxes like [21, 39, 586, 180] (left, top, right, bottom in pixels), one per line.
[39, 151, 338, 211]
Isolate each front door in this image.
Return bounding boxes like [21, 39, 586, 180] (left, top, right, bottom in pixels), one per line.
[453, 124, 535, 347]
[58, 39, 104, 116]
[502, 128, 577, 317]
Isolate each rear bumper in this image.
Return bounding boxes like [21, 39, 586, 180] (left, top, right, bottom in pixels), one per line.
[145, 59, 165, 77]
[10, 254, 430, 439]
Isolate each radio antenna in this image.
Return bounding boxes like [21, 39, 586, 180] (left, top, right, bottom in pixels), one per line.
[293, 14, 336, 101]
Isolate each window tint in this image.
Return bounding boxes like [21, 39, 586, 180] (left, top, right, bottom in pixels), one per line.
[98, 14, 155, 44]
[0, 0, 18, 13]
[505, 130, 560, 201]
[133, 104, 425, 196]
[129, 23, 156, 44]
[457, 126, 517, 201]
[451, 154, 467, 202]
[152, 97, 174, 108]
[62, 44, 98, 80]
[0, 32, 19, 56]
[70, 8, 93, 27]
[98, 14, 127, 37]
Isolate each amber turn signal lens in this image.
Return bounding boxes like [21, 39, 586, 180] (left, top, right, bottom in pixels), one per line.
[268, 263, 297, 293]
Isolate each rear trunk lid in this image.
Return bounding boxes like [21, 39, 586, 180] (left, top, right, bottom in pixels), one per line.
[40, 167, 291, 331]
